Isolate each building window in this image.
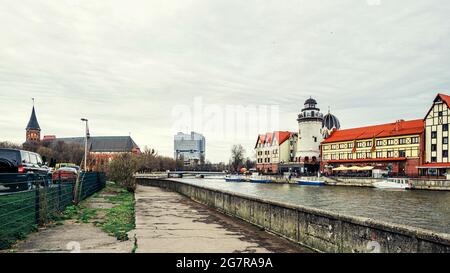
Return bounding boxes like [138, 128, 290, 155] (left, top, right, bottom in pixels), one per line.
[411, 137, 419, 144]
[348, 143, 354, 148]
[438, 111, 443, 117]
[431, 157, 437, 163]
[443, 124, 449, 132]
[399, 138, 407, 145]
[387, 151, 394, 158]
[431, 144, 437, 152]
[443, 150, 448, 158]
[366, 152, 372, 158]
[387, 139, 395, 146]
[399, 150, 406, 157]
[431, 131, 437, 139]
[366, 141, 372, 147]
[444, 137, 449, 144]
[348, 153, 353, 160]
[339, 144, 345, 149]
[339, 153, 345, 160]
[357, 142, 364, 148]
[331, 154, 336, 160]
[376, 151, 383, 158]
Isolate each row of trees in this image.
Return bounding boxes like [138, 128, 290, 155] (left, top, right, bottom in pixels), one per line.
[1, 141, 84, 166]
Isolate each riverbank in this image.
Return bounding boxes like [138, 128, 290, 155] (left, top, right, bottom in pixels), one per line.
[4, 182, 135, 253]
[136, 177, 450, 253]
[140, 173, 450, 191]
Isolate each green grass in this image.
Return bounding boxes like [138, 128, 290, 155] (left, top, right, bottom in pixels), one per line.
[62, 182, 135, 241]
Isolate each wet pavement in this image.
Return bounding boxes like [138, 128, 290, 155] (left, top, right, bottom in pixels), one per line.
[131, 185, 311, 253]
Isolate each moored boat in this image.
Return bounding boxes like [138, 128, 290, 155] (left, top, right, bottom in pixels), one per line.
[373, 178, 413, 190]
[249, 174, 272, 183]
[249, 177, 272, 183]
[224, 175, 244, 182]
[297, 179, 326, 186]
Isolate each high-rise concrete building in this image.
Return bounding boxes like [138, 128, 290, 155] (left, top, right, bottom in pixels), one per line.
[174, 132, 206, 166]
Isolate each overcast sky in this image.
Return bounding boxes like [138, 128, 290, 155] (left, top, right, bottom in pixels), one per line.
[0, 0, 449, 162]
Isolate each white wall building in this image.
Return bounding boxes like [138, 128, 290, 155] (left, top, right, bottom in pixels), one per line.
[295, 98, 324, 164]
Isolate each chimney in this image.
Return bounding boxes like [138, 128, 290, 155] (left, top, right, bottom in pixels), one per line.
[395, 120, 404, 131]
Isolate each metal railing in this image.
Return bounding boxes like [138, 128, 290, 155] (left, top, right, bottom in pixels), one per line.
[0, 172, 106, 249]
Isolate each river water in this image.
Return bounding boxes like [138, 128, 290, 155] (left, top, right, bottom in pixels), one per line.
[173, 178, 450, 234]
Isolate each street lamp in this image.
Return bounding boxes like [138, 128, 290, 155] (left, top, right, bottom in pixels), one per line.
[81, 118, 89, 171]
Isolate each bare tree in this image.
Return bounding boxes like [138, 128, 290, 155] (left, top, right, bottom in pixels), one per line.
[230, 144, 245, 172]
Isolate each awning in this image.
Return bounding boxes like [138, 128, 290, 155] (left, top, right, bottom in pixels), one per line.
[332, 165, 349, 171]
[359, 166, 374, 171]
[347, 166, 363, 171]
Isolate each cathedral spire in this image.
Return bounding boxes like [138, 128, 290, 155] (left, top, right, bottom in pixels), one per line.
[26, 99, 41, 143]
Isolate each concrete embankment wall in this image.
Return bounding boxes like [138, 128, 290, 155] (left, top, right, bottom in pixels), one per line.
[136, 178, 450, 253]
[323, 177, 450, 191]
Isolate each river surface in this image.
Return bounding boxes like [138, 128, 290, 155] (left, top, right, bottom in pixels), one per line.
[173, 178, 450, 234]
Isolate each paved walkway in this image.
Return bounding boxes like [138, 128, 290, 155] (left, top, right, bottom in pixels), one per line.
[131, 185, 309, 253]
[9, 221, 133, 253]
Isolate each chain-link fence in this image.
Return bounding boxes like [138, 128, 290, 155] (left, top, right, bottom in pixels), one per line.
[0, 172, 106, 249]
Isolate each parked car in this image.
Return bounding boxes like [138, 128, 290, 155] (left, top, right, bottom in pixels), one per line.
[0, 148, 51, 191]
[52, 167, 79, 182]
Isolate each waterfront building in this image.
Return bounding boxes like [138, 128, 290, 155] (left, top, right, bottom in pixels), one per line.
[320, 119, 424, 177]
[174, 131, 206, 166]
[419, 93, 450, 178]
[255, 131, 296, 173]
[295, 98, 324, 163]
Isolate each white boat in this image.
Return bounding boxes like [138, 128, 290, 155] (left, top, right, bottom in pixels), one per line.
[373, 178, 413, 190]
[224, 175, 244, 182]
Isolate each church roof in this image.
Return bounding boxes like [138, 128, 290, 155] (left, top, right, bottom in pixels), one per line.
[51, 136, 140, 153]
[26, 106, 41, 130]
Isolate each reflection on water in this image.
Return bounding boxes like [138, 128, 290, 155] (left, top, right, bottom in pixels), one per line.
[174, 178, 450, 234]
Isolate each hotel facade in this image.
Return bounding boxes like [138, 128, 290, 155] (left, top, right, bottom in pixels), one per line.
[321, 93, 450, 179]
[320, 119, 423, 177]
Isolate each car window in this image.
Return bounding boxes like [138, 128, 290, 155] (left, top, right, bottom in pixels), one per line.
[36, 154, 43, 165]
[29, 154, 38, 164]
[0, 150, 20, 164]
[20, 151, 30, 163]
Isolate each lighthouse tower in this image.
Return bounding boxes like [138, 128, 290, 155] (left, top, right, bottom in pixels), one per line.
[296, 97, 323, 165]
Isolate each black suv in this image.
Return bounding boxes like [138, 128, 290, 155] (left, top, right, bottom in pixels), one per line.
[0, 148, 51, 191]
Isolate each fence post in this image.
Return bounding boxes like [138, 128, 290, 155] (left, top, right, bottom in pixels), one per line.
[73, 174, 80, 205]
[34, 176, 40, 225]
[58, 175, 62, 211]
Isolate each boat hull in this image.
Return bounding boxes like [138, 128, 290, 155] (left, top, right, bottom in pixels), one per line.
[297, 180, 326, 186]
[250, 179, 272, 184]
[373, 182, 411, 190]
[225, 178, 243, 182]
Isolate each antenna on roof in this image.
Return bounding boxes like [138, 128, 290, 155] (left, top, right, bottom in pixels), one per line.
[32, 98, 35, 107]
[328, 106, 331, 114]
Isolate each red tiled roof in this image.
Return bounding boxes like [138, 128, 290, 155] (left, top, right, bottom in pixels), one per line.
[273, 131, 291, 145]
[438, 93, 450, 106]
[322, 119, 424, 144]
[255, 131, 294, 148]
